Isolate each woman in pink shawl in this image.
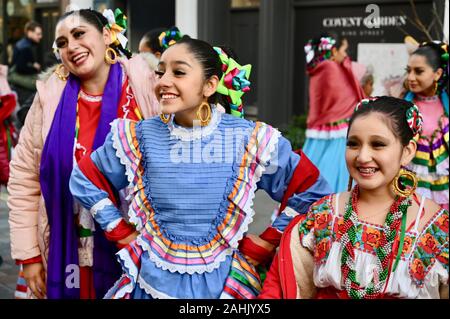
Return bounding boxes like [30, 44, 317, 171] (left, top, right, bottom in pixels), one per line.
[302, 34, 365, 192]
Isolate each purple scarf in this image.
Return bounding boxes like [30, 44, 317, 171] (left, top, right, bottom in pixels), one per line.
[40, 63, 123, 299]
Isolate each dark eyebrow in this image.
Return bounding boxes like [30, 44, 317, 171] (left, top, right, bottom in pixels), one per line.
[173, 60, 192, 68]
[55, 25, 88, 43]
[70, 25, 88, 34]
[157, 60, 192, 69]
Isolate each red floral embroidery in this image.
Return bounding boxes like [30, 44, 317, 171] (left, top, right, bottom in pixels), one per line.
[410, 258, 425, 281]
[305, 218, 314, 231]
[335, 219, 345, 240]
[315, 212, 331, 230]
[402, 236, 413, 255]
[419, 233, 440, 255]
[315, 238, 331, 261]
[437, 214, 449, 233]
[361, 226, 381, 252]
[436, 251, 448, 265]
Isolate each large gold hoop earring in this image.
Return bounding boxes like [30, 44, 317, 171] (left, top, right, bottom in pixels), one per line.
[433, 81, 438, 95]
[391, 168, 418, 197]
[54, 64, 69, 81]
[160, 113, 171, 124]
[105, 47, 118, 64]
[196, 101, 211, 126]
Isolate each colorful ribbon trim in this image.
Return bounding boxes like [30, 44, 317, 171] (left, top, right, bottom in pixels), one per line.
[214, 47, 252, 118]
[158, 27, 182, 50]
[103, 8, 129, 53]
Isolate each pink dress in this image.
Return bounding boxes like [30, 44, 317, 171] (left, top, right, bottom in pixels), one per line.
[406, 94, 449, 209]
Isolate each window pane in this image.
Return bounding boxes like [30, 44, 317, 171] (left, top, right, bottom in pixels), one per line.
[231, 0, 260, 9]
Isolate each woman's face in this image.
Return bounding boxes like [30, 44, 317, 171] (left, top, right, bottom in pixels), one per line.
[406, 54, 442, 96]
[54, 15, 111, 80]
[154, 43, 218, 117]
[346, 112, 416, 194]
[332, 39, 348, 63]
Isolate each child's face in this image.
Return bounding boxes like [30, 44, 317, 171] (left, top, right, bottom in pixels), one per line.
[154, 43, 216, 116]
[345, 113, 414, 193]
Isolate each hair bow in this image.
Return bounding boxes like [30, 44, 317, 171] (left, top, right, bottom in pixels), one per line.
[214, 47, 251, 118]
[354, 97, 378, 111]
[405, 103, 423, 140]
[158, 27, 182, 50]
[304, 36, 336, 70]
[103, 8, 128, 52]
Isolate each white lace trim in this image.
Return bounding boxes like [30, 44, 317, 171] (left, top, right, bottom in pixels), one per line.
[306, 126, 348, 139]
[137, 235, 233, 275]
[137, 276, 177, 299]
[136, 124, 281, 274]
[90, 198, 114, 217]
[283, 206, 300, 218]
[301, 231, 315, 251]
[167, 106, 221, 141]
[107, 246, 141, 299]
[110, 119, 143, 230]
[79, 90, 102, 103]
[75, 204, 96, 231]
[111, 120, 281, 275]
[106, 218, 123, 232]
[78, 236, 94, 267]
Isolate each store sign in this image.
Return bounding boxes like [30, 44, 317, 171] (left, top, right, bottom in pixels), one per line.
[293, 0, 436, 114]
[322, 15, 407, 28]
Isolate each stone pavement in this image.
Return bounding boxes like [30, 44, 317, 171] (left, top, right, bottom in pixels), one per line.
[0, 187, 277, 299]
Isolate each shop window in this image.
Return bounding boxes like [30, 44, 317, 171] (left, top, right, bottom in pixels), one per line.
[231, 0, 260, 9]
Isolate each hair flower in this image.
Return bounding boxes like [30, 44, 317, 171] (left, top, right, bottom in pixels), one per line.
[103, 8, 128, 52]
[214, 47, 252, 118]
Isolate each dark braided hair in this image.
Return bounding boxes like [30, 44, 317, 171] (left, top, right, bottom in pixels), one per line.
[348, 96, 417, 146]
[58, 9, 131, 58]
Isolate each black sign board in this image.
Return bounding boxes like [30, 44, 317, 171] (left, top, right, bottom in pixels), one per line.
[293, 1, 439, 116]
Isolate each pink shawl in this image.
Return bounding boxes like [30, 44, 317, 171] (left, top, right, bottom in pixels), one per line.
[307, 57, 365, 128]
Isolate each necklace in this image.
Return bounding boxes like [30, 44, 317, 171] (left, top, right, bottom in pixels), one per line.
[340, 185, 411, 299]
[415, 94, 439, 102]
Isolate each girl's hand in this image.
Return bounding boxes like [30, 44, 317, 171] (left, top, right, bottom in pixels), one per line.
[23, 262, 46, 299]
[117, 231, 139, 247]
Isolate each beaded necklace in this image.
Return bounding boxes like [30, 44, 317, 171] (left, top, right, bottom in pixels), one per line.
[415, 94, 439, 102]
[340, 185, 411, 299]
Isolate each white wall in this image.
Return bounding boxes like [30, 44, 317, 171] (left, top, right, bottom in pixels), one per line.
[176, 0, 197, 38]
[444, 0, 449, 42]
[66, 0, 94, 11]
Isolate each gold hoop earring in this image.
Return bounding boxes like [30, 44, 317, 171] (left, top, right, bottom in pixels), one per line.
[105, 47, 118, 64]
[160, 113, 171, 124]
[433, 81, 438, 95]
[54, 64, 69, 81]
[391, 168, 418, 197]
[196, 101, 211, 126]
